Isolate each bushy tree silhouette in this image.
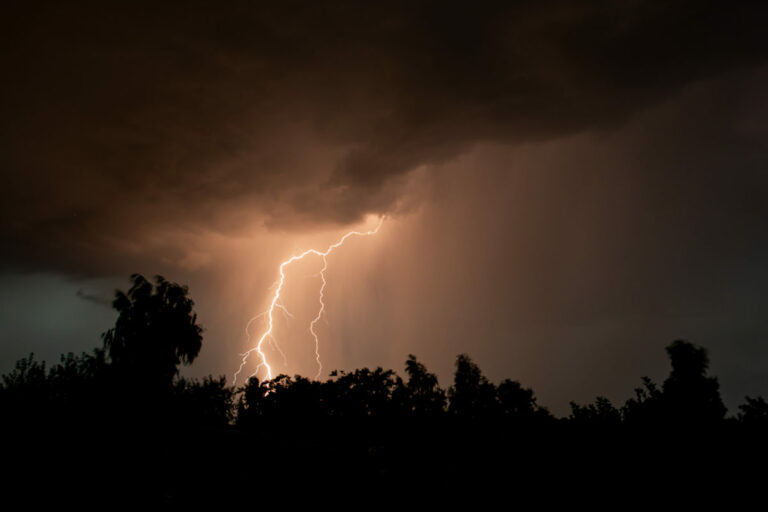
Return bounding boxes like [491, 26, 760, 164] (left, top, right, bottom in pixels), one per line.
[397, 354, 447, 417]
[236, 374, 326, 426]
[622, 376, 663, 425]
[570, 396, 622, 427]
[0, 353, 49, 424]
[173, 375, 234, 427]
[4, 333, 768, 504]
[102, 274, 203, 392]
[448, 353, 498, 418]
[327, 367, 403, 418]
[737, 396, 768, 426]
[661, 339, 726, 425]
[498, 379, 552, 423]
[0, 350, 111, 426]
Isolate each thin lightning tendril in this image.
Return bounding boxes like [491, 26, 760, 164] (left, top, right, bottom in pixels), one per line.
[269, 335, 288, 367]
[309, 254, 329, 380]
[232, 217, 384, 386]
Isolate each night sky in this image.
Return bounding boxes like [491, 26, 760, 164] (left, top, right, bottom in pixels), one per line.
[2, 1, 767, 415]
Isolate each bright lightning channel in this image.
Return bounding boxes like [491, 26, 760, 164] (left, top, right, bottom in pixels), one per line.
[232, 217, 384, 386]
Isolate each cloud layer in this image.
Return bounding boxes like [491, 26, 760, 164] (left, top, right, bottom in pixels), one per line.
[2, 1, 767, 273]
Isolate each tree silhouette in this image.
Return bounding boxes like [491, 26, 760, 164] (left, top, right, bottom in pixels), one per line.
[737, 396, 768, 426]
[4, 333, 768, 504]
[236, 374, 327, 427]
[327, 367, 403, 418]
[173, 375, 234, 427]
[102, 274, 203, 393]
[0, 350, 111, 426]
[397, 354, 446, 417]
[448, 353, 498, 418]
[622, 376, 663, 425]
[661, 339, 726, 425]
[569, 396, 622, 427]
[497, 379, 552, 423]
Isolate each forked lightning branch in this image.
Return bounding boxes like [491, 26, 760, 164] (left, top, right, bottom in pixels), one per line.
[232, 217, 384, 385]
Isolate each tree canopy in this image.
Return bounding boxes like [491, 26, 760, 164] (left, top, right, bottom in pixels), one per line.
[101, 274, 203, 391]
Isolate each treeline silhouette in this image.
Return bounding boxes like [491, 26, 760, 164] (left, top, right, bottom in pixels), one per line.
[2, 274, 766, 504]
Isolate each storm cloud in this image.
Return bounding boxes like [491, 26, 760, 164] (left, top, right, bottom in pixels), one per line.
[2, 1, 767, 274]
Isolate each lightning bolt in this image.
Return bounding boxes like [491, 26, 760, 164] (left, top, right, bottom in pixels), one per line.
[232, 217, 384, 386]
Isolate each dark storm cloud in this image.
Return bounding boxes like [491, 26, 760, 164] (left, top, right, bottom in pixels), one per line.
[1, 0, 767, 273]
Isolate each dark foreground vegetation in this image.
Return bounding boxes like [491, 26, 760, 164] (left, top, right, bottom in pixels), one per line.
[2, 275, 767, 504]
